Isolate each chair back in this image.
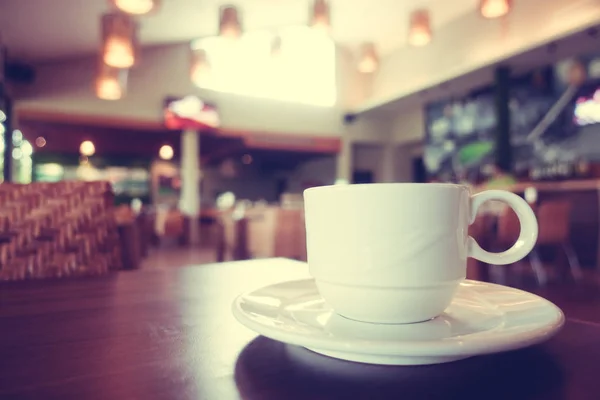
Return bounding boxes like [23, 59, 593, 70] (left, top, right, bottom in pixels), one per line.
[274, 208, 306, 261]
[537, 200, 571, 244]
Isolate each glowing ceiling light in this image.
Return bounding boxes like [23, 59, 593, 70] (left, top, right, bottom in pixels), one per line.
[96, 76, 123, 100]
[357, 42, 379, 73]
[101, 13, 138, 68]
[310, 0, 330, 33]
[159, 145, 174, 160]
[95, 63, 128, 100]
[479, 0, 512, 19]
[111, 0, 159, 15]
[219, 5, 242, 39]
[408, 9, 432, 47]
[80, 140, 96, 156]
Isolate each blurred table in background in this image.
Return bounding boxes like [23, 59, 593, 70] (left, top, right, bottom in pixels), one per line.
[217, 205, 307, 262]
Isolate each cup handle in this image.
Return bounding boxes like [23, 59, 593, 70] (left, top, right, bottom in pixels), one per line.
[468, 189, 538, 265]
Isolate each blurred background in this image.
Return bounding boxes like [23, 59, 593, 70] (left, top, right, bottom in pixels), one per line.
[0, 0, 599, 279]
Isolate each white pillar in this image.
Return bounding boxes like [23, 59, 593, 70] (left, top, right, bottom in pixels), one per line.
[379, 143, 397, 183]
[335, 137, 352, 184]
[179, 129, 201, 245]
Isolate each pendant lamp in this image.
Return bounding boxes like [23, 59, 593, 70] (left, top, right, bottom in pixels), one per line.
[479, 0, 512, 19]
[111, 0, 159, 15]
[358, 42, 379, 73]
[408, 9, 432, 47]
[101, 12, 138, 68]
[95, 62, 128, 100]
[311, 0, 330, 32]
[219, 5, 242, 39]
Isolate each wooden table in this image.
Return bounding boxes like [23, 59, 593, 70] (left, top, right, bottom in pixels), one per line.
[1, 259, 600, 399]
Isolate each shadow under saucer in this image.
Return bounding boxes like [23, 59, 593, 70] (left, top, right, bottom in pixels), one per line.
[234, 336, 565, 400]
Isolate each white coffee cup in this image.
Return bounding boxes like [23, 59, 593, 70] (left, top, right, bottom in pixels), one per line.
[303, 183, 538, 324]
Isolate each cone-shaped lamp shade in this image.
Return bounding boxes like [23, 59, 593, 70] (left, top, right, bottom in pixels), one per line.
[358, 42, 378, 73]
[219, 5, 242, 39]
[310, 0, 330, 32]
[111, 0, 159, 15]
[408, 9, 432, 47]
[95, 62, 128, 100]
[479, 0, 512, 19]
[190, 47, 211, 87]
[101, 12, 138, 68]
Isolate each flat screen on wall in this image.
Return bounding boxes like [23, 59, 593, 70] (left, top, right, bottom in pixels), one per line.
[164, 96, 220, 130]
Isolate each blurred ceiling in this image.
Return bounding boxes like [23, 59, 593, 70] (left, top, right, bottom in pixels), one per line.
[0, 0, 474, 62]
[371, 26, 600, 114]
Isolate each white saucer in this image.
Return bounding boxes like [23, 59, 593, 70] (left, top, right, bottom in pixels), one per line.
[232, 279, 564, 365]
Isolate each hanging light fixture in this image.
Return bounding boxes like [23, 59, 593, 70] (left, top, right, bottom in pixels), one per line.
[408, 9, 432, 47]
[190, 45, 211, 87]
[357, 42, 379, 73]
[95, 61, 128, 100]
[310, 0, 330, 32]
[110, 0, 159, 15]
[479, 0, 512, 19]
[101, 12, 138, 68]
[219, 5, 242, 39]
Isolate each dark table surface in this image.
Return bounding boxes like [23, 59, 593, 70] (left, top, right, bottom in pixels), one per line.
[1, 258, 600, 400]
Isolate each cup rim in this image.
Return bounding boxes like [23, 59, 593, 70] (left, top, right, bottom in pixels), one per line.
[304, 182, 468, 195]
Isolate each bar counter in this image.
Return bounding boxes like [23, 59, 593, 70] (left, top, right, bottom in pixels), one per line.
[503, 179, 600, 193]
